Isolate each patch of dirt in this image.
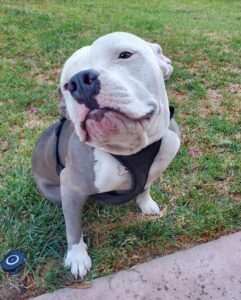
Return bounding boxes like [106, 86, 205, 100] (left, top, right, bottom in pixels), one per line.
[0, 270, 36, 300]
[53, 67, 62, 76]
[86, 210, 167, 246]
[226, 82, 241, 97]
[0, 287, 20, 300]
[168, 89, 187, 104]
[119, 243, 161, 268]
[114, 229, 237, 272]
[195, 168, 235, 197]
[34, 66, 62, 86]
[221, 66, 240, 74]
[188, 57, 216, 73]
[207, 88, 223, 110]
[204, 32, 235, 42]
[198, 105, 213, 117]
[36, 73, 55, 85]
[24, 116, 45, 129]
[9, 100, 15, 105]
[205, 32, 220, 40]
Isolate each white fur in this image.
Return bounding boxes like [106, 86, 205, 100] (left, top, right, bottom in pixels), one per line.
[145, 129, 181, 186]
[64, 236, 92, 279]
[94, 148, 131, 193]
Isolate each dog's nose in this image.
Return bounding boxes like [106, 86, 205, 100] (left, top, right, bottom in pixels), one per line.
[68, 69, 100, 109]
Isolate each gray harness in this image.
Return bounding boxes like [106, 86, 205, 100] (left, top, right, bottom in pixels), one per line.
[56, 106, 174, 205]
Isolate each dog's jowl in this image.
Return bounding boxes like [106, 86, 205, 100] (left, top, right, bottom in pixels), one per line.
[32, 32, 180, 278]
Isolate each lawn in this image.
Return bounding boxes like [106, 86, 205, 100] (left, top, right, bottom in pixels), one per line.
[0, 0, 240, 298]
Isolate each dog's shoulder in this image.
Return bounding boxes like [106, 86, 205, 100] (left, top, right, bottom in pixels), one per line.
[66, 130, 96, 173]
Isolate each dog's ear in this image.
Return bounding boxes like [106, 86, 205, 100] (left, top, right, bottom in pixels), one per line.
[57, 85, 70, 119]
[149, 43, 173, 80]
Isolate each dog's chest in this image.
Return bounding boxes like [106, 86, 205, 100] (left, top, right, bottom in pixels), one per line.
[93, 149, 131, 193]
[93, 147, 163, 194]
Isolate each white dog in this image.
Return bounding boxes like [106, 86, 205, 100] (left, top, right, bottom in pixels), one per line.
[32, 32, 180, 278]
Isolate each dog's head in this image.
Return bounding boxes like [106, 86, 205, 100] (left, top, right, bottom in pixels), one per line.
[60, 32, 173, 155]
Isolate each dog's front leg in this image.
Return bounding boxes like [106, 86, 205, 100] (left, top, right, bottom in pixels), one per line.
[60, 170, 91, 278]
[137, 129, 180, 216]
[136, 186, 161, 215]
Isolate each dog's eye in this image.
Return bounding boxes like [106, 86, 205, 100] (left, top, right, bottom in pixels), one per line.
[118, 52, 133, 59]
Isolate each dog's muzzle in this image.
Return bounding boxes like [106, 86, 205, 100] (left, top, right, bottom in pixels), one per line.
[66, 69, 101, 109]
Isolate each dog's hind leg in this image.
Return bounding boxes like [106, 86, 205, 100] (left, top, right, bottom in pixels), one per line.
[36, 178, 62, 206]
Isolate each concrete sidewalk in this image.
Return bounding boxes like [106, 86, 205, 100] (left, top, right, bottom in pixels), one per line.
[33, 232, 241, 300]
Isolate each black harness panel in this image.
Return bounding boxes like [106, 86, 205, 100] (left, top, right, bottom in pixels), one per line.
[56, 107, 175, 205]
[90, 138, 162, 204]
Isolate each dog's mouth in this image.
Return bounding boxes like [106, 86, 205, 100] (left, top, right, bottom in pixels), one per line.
[80, 107, 154, 142]
[86, 107, 154, 122]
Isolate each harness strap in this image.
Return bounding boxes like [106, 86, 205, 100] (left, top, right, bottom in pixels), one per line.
[170, 106, 174, 119]
[55, 116, 66, 175]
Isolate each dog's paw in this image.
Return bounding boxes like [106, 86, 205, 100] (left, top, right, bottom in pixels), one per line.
[139, 198, 160, 215]
[64, 240, 92, 278]
[137, 194, 160, 215]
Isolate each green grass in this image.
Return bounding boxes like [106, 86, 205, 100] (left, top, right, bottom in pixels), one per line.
[0, 0, 240, 298]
